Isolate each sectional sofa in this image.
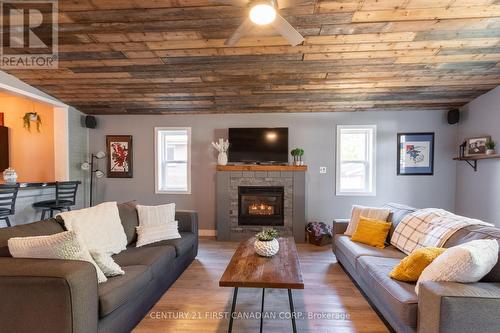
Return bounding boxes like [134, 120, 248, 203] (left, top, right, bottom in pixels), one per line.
[332, 203, 500, 333]
[0, 202, 198, 333]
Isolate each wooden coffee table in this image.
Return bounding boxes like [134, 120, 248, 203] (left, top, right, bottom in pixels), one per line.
[219, 237, 304, 333]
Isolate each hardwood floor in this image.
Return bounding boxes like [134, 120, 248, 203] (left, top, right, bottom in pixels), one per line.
[134, 238, 389, 333]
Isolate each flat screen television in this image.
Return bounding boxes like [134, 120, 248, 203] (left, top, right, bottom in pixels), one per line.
[228, 127, 288, 164]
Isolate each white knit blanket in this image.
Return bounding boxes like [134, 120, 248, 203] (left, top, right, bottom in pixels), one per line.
[390, 208, 492, 255]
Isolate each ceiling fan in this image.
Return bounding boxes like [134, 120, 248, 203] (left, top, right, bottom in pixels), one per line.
[214, 0, 306, 46]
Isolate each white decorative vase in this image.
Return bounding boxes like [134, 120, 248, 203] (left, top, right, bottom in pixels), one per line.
[486, 149, 495, 155]
[254, 238, 279, 257]
[3, 167, 18, 183]
[218, 152, 228, 165]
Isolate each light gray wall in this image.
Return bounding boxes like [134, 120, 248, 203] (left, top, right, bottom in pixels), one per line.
[456, 86, 500, 225]
[89, 110, 457, 231]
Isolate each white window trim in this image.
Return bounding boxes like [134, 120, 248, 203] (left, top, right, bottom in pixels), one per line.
[335, 124, 377, 197]
[154, 127, 192, 194]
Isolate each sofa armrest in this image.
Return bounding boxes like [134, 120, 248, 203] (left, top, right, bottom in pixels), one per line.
[332, 219, 350, 252]
[418, 281, 500, 333]
[0, 257, 98, 333]
[176, 210, 198, 234]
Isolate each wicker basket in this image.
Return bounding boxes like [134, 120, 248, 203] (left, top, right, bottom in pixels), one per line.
[306, 229, 332, 246]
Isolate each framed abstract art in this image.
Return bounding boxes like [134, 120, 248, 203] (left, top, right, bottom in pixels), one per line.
[106, 135, 133, 178]
[397, 132, 434, 176]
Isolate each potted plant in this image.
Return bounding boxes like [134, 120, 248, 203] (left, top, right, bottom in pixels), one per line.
[212, 138, 230, 166]
[23, 112, 42, 132]
[290, 148, 304, 166]
[254, 228, 279, 257]
[486, 139, 496, 155]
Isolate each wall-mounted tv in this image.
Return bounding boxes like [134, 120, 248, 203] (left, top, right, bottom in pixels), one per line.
[228, 127, 289, 164]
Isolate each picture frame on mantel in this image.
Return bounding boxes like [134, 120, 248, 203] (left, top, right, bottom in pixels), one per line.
[106, 135, 133, 178]
[397, 132, 434, 176]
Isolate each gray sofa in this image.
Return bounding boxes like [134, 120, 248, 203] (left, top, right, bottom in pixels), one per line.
[0, 202, 198, 333]
[332, 203, 500, 333]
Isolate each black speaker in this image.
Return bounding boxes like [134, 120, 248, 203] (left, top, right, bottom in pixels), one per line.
[85, 115, 97, 129]
[447, 109, 460, 125]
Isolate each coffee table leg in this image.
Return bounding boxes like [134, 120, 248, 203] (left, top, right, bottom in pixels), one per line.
[260, 288, 265, 333]
[288, 289, 297, 333]
[228, 287, 238, 333]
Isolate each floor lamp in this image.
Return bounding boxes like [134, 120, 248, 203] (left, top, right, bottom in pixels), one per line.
[81, 151, 105, 207]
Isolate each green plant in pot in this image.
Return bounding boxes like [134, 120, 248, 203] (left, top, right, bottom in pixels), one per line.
[254, 228, 279, 257]
[486, 139, 496, 155]
[290, 148, 304, 166]
[23, 112, 42, 132]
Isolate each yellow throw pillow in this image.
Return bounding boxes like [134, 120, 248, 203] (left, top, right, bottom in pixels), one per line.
[389, 247, 446, 282]
[351, 216, 392, 249]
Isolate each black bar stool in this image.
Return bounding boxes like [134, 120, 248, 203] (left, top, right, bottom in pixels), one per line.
[0, 183, 19, 227]
[33, 181, 79, 220]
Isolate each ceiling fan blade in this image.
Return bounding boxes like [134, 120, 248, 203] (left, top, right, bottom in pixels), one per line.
[270, 14, 304, 46]
[276, 0, 313, 9]
[225, 18, 254, 46]
[211, 0, 250, 7]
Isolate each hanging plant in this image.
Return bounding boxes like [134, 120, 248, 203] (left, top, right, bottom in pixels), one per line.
[23, 112, 42, 132]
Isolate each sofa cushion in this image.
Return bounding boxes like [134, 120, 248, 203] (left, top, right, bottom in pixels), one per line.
[335, 235, 405, 270]
[0, 219, 64, 257]
[117, 201, 139, 246]
[112, 245, 176, 278]
[444, 225, 500, 282]
[98, 265, 152, 317]
[357, 256, 418, 328]
[382, 203, 417, 239]
[141, 232, 196, 257]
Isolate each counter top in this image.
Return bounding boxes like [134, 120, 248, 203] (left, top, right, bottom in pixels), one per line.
[0, 180, 81, 188]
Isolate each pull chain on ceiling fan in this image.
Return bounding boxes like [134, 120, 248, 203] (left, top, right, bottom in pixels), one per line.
[213, 0, 307, 46]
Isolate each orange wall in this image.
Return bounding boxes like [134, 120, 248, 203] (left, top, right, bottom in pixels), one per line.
[2, 93, 55, 182]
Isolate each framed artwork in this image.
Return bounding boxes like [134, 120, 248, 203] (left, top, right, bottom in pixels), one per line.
[466, 136, 491, 156]
[106, 135, 133, 178]
[397, 132, 434, 176]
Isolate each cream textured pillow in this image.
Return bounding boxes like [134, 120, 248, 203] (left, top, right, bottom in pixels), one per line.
[58, 202, 127, 255]
[8, 231, 107, 283]
[136, 203, 181, 247]
[90, 250, 124, 277]
[416, 239, 499, 294]
[345, 205, 391, 236]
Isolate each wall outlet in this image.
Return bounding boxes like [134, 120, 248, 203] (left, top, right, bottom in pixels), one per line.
[320, 167, 327, 174]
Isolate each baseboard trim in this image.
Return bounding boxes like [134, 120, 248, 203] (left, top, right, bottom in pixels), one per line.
[199, 229, 217, 237]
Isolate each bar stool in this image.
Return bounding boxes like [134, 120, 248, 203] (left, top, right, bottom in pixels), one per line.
[0, 183, 19, 227]
[33, 181, 79, 219]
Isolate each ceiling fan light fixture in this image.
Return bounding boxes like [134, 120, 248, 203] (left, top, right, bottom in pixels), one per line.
[249, 3, 276, 25]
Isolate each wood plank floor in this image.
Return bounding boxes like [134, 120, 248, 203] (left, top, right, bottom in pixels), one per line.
[134, 238, 389, 333]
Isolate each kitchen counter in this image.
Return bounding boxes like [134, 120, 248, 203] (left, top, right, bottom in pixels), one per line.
[0, 180, 81, 188]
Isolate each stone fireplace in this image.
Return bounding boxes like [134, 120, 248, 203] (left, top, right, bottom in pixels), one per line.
[216, 166, 306, 242]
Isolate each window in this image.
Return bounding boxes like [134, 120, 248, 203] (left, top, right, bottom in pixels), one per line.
[155, 127, 191, 194]
[336, 125, 376, 196]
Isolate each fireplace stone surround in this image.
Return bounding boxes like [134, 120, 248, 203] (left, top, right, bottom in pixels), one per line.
[216, 165, 306, 242]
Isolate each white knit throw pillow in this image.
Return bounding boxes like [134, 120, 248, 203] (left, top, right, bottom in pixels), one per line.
[90, 250, 124, 277]
[416, 239, 499, 294]
[345, 205, 391, 236]
[136, 203, 181, 247]
[8, 231, 107, 283]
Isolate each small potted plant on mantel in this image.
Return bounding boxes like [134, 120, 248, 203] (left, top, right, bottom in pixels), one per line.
[486, 139, 496, 155]
[291, 148, 304, 166]
[254, 228, 279, 257]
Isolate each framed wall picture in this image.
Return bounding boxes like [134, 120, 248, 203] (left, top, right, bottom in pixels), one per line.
[397, 133, 434, 176]
[465, 136, 491, 156]
[106, 135, 133, 178]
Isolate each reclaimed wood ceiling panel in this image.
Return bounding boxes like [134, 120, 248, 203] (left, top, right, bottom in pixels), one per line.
[4, 0, 500, 114]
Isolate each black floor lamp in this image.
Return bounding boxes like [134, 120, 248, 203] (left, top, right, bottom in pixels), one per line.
[81, 151, 105, 207]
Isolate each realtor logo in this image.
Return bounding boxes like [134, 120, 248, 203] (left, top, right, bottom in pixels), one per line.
[0, 0, 58, 69]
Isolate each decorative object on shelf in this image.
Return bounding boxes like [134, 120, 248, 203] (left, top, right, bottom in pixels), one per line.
[459, 141, 467, 158]
[23, 112, 42, 132]
[485, 139, 496, 155]
[106, 135, 133, 178]
[397, 133, 434, 176]
[466, 136, 491, 156]
[212, 138, 230, 166]
[2, 167, 17, 183]
[81, 151, 106, 206]
[291, 148, 304, 166]
[254, 228, 279, 257]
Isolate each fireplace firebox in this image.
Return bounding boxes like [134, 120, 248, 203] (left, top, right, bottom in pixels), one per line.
[238, 186, 284, 226]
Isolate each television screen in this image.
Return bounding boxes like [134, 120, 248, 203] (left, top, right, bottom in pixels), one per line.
[228, 128, 288, 163]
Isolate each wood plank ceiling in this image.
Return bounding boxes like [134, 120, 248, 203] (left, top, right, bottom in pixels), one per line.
[4, 0, 500, 114]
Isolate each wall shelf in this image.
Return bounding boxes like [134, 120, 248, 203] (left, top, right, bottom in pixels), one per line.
[453, 153, 500, 172]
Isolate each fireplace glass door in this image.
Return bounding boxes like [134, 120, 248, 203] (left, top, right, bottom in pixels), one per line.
[238, 186, 284, 226]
